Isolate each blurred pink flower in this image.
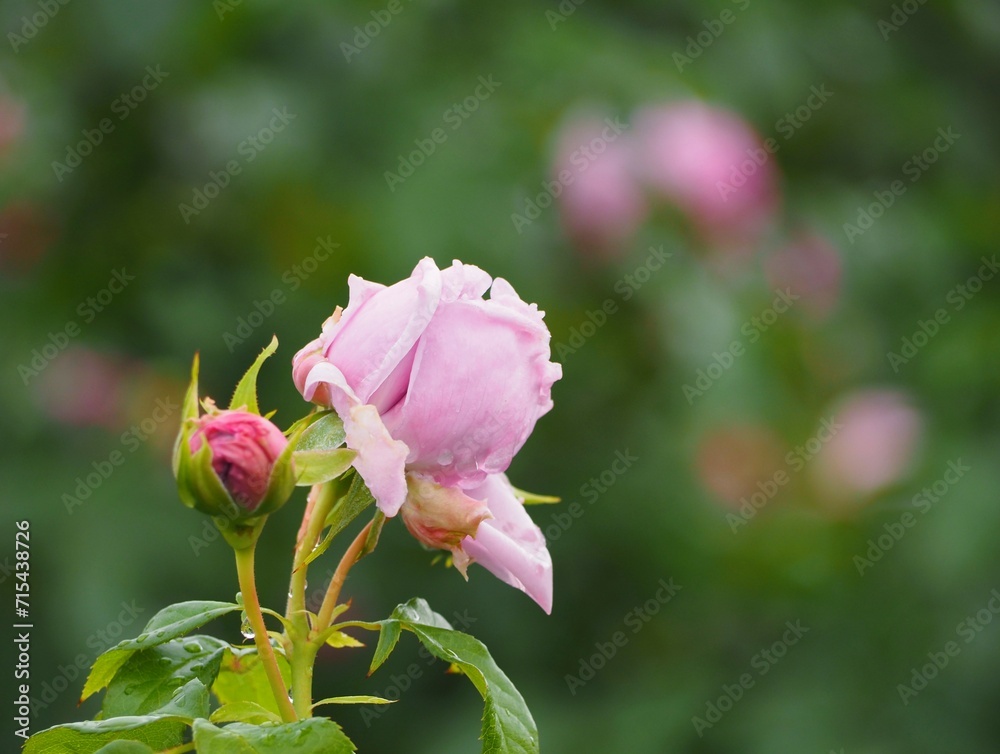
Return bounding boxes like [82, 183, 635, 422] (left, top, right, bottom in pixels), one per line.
[765, 233, 842, 319]
[552, 115, 648, 259]
[34, 347, 130, 429]
[813, 390, 923, 498]
[635, 101, 779, 248]
[0, 94, 25, 156]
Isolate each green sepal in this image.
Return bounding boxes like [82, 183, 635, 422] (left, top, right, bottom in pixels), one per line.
[229, 335, 278, 415]
[512, 486, 561, 505]
[293, 448, 357, 486]
[175, 422, 244, 521]
[171, 353, 201, 477]
[214, 514, 267, 552]
[250, 420, 301, 519]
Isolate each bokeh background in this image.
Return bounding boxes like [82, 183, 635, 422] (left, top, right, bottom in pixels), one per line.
[3, 0, 1000, 751]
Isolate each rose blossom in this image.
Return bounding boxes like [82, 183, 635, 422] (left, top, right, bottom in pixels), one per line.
[293, 258, 561, 611]
[634, 100, 779, 246]
[189, 410, 290, 512]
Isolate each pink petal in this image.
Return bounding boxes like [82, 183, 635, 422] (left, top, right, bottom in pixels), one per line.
[461, 474, 553, 613]
[303, 361, 409, 516]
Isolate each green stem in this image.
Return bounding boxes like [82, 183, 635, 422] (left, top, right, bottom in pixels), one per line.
[314, 520, 374, 634]
[289, 638, 319, 720]
[234, 545, 298, 723]
[283, 482, 337, 720]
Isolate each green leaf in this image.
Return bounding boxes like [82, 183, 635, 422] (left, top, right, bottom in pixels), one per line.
[229, 335, 278, 414]
[313, 695, 395, 708]
[102, 636, 227, 718]
[324, 630, 365, 648]
[26, 678, 209, 754]
[94, 742, 157, 753]
[295, 411, 346, 452]
[193, 718, 356, 753]
[359, 511, 386, 559]
[293, 448, 357, 486]
[511, 486, 561, 505]
[369, 598, 539, 754]
[324, 473, 375, 543]
[82, 601, 239, 702]
[210, 701, 282, 725]
[212, 646, 291, 718]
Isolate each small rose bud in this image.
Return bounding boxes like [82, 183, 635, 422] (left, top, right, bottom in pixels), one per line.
[189, 410, 289, 513]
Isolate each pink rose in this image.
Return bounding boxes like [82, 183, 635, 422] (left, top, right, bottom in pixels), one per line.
[293, 258, 561, 611]
[189, 410, 290, 513]
[635, 101, 779, 247]
[552, 115, 648, 259]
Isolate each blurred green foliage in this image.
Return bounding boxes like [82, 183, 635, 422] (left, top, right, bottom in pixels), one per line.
[2, 0, 1000, 752]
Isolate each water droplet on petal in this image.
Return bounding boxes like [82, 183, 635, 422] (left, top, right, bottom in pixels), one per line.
[437, 450, 454, 465]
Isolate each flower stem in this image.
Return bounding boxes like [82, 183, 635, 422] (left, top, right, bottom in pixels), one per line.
[283, 482, 337, 720]
[234, 544, 298, 723]
[315, 519, 374, 633]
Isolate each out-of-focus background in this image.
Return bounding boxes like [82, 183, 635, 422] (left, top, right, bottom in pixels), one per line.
[2, 0, 1000, 751]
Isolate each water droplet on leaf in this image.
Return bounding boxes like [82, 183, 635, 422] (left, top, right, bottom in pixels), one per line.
[240, 611, 255, 640]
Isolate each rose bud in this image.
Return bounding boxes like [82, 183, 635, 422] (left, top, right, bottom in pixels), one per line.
[176, 407, 295, 524]
[188, 410, 290, 513]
